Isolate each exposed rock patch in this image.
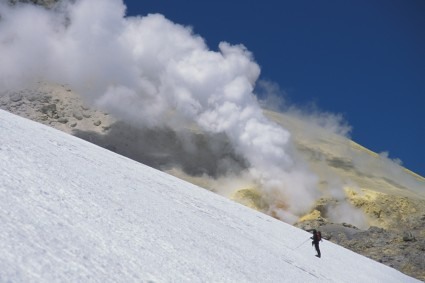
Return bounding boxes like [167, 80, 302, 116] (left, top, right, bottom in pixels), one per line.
[0, 84, 114, 136]
[8, 0, 57, 7]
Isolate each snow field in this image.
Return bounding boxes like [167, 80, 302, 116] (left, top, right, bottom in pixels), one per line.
[0, 110, 419, 282]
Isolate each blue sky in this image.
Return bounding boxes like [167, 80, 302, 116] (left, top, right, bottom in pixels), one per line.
[124, 0, 425, 176]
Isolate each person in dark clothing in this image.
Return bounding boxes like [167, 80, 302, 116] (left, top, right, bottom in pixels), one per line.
[311, 229, 322, 258]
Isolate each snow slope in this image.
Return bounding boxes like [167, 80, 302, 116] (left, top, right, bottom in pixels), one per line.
[0, 110, 419, 282]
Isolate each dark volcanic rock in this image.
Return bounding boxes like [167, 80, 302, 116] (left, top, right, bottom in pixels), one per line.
[9, 0, 57, 6]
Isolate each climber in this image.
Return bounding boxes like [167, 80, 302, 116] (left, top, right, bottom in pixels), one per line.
[311, 229, 322, 258]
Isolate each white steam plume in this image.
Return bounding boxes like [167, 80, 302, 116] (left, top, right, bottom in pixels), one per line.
[0, 0, 320, 222]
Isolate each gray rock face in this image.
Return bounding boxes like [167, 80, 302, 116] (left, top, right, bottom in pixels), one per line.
[40, 104, 57, 118]
[57, 117, 68, 124]
[402, 231, 416, 242]
[10, 93, 23, 102]
[72, 111, 83, 120]
[9, 0, 58, 7]
[0, 84, 113, 138]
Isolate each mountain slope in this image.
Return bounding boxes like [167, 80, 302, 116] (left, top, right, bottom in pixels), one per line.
[0, 109, 419, 282]
[1, 84, 425, 280]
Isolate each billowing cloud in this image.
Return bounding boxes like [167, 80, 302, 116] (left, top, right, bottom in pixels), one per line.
[0, 0, 367, 223]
